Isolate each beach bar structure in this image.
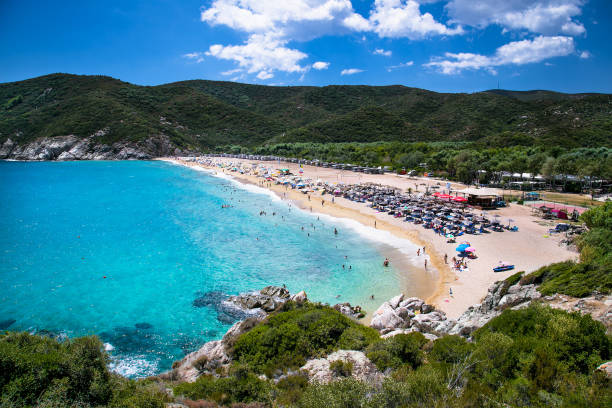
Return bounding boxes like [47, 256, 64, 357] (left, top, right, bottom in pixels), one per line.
[458, 187, 500, 209]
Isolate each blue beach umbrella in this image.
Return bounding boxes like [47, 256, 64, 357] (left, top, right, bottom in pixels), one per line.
[456, 244, 469, 252]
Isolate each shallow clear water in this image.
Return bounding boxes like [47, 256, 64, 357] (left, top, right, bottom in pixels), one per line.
[0, 161, 406, 377]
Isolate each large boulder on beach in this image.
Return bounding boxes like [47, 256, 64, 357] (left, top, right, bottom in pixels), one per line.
[370, 302, 407, 331]
[300, 350, 383, 384]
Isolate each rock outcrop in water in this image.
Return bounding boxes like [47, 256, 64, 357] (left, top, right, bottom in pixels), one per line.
[0, 133, 192, 161]
[165, 286, 312, 382]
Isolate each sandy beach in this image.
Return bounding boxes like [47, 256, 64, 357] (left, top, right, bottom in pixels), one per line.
[161, 157, 578, 319]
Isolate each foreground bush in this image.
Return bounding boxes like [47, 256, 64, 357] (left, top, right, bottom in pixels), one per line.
[231, 302, 379, 374]
[0, 332, 166, 407]
[173, 364, 273, 406]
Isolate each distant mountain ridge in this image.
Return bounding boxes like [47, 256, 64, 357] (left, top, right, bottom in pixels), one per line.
[1, 73, 610, 159]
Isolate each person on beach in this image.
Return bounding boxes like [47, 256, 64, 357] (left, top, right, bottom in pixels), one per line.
[374, 220, 377, 228]
[322, 199, 324, 206]
[332, 197, 335, 203]
[423, 246, 426, 254]
[371, 295, 375, 300]
[449, 287, 453, 297]
[444, 254, 448, 264]
[383, 258, 390, 267]
[424, 259, 428, 269]
[417, 248, 420, 256]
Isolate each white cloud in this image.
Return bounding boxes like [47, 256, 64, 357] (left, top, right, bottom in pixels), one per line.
[199, 1, 468, 79]
[201, 1, 369, 41]
[425, 35, 575, 74]
[183, 52, 204, 63]
[200, 1, 372, 78]
[257, 71, 274, 79]
[206, 34, 308, 76]
[446, 0, 586, 36]
[387, 60, 414, 71]
[374, 48, 392, 56]
[312, 61, 331, 69]
[369, 0, 463, 39]
[579, 50, 591, 59]
[341, 68, 364, 75]
[221, 68, 242, 76]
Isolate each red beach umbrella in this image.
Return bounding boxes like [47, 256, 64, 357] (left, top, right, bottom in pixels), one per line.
[439, 194, 452, 199]
[452, 196, 468, 202]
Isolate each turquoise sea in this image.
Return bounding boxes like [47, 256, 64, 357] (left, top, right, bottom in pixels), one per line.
[0, 160, 410, 377]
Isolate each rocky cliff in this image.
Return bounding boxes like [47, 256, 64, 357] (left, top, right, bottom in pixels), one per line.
[161, 280, 611, 385]
[0, 133, 193, 161]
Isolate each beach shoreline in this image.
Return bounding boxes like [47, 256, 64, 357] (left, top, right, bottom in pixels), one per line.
[159, 157, 578, 319]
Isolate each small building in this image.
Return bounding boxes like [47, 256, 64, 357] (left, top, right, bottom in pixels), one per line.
[459, 187, 501, 209]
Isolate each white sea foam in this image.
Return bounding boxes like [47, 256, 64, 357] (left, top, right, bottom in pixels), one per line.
[104, 342, 115, 351]
[109, 355, 159, 378]
[167, 159, 429, 265]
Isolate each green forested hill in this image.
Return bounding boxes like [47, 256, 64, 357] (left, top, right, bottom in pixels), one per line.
[1, 73, 611, 150]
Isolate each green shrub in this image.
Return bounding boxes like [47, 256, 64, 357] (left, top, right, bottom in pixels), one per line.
[366, 332, 427, 372]
[231, 302, 379, 374]
[329, 360, 353, 377]
[275, 373, 309, 406]
[0, 332, 166, 408]
[297, 378, 371, 408]
[474, 304, 610, 375]
[430, 335, 475, 365]
[173, 367, 273, 406]
[193, 355, 209, 372]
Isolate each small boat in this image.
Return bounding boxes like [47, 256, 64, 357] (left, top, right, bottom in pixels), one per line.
[493, 264, 515, 272]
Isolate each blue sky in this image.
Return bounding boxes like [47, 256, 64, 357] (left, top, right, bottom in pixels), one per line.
[1, 0, 610, 93]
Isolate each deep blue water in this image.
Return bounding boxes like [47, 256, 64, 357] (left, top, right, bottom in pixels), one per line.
[0, 161, 404, 377]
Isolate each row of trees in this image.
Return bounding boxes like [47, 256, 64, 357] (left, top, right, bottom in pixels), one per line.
[217, 142, 612, 189]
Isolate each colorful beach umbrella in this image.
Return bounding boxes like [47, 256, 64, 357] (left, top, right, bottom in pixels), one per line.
[465, 247, 476, 252]
[452, 196, 468, 202]
[456, 244, 470, 252]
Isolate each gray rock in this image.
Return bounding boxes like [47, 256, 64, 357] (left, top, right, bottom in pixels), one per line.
[290, 290, 308, 303]
[388, 294, 404, 309]
[1, 133, 195, 161]
[300, 350, 383, 384]
[333, 302, 364, 319]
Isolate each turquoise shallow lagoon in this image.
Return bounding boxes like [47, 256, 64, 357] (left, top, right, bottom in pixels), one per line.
[0, 160, 408, 377]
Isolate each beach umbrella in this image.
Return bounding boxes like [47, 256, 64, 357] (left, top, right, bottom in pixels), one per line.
[439, 194, 452, 199]
[452, 196, 468, 202]
[456, 244, 470, 252]
[432, 192, 442, 197]
[446, 234, 454, 238]
[465, 247, 476, 252]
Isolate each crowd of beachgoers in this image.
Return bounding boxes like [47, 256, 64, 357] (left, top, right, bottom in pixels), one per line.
[178, 156, 521, 272]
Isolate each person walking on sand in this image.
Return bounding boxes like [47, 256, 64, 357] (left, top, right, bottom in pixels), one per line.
[449, 287, 453, 297]
[444, 254, 448, 264]
[322, 199, 325, 207]
[424, 259, 427, 269]
[417, 248, 420, 256]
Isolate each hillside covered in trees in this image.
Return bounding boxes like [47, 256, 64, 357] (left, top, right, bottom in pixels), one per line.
[1, 74, 611, 151]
